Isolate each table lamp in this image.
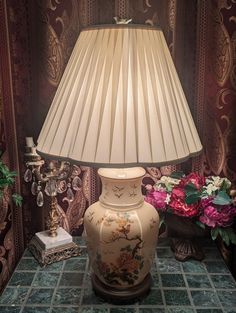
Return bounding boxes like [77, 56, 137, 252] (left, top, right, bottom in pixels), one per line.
[36, 24, 202, 302]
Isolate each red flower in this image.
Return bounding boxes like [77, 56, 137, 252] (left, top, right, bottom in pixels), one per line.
[179, 173, 205, 190]
[169, 186, 200, 218]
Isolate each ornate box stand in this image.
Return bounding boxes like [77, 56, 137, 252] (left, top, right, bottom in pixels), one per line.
[28, 227, 80, 266]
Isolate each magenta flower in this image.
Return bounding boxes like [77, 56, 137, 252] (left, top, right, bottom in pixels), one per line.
[200, 204, 236, 228]
[145, 189, 168, 211]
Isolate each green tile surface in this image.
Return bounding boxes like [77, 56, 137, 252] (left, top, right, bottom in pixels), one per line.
[164, 289, 191, 306]
[0, 237, 235, 313]
[8, 272, 35, 286]
[161, 273, 186, 287]
[185, 274, 211, 288]
[191, 290, 220, 307]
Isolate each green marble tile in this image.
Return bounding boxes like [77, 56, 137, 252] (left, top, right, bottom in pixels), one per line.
[53, 288, 81, 305]
[78, 308, 93, 313]
[8, 272, 35, 286]
[93, 309, 109, 313]
[161, 274, 185, 287]
[217, 290, 236, 307]
[79, 247, 88, 257]
[23, 249, 34, 257]
[16, 258, 39, 271]
[139, 288, 163, 305]
[32, 272, 59, 287]
[182, 261, 206, 273]
[52, 307, 79, 313]
[64, 257, 87, 271]
[190, 290, 220, 307]
[204, 261, 230, 273]
[156, 248, 173, 258]
[59, 272, 84, 286]
[82, 288, 105, 305]
[196, 309, 223, 313]
[164, 290, 190, 306]
[110, 308, 136, 313]
[22, 307, 51, 313]
[27, 288, 54, 305]
[185, 274, 211, 288]
[224, 310, 236, 313]
[157, 259, 182, 273]
[139, 309, 165, 313]
[210, 274, 236, 289]
[151, 272, 160, 287]
[0, 306, 21, 313]
[74, 236, 87, 246]
[167, 309, 195, 313]
[39, 261, 64, 272]
[0, 287, 29, 304]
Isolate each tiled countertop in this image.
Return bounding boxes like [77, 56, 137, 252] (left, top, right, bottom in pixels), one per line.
[0, 237, 236, 313]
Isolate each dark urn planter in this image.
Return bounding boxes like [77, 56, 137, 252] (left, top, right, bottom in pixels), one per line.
[165, 213, 207, 262]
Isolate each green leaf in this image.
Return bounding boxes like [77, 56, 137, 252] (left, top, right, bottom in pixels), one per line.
[219, 228, 230, 246]
[196, 221, 206, 229]
[221, 179, 229, 191]
[211, 228, 220, 240]
[12, 194, 23, 207]
[185, 192, 201, 204]
[220, 228, 236, 245]
[213, 191, 231, 205]
[170, 171, 185, 179]
[159, 217, 165, 228]
[185, 183, 199, 193]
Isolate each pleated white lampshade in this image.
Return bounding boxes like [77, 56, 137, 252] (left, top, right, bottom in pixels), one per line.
[37, 25, 202, 167]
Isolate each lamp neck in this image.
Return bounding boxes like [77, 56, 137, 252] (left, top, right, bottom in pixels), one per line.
[98, 167, 145, 210]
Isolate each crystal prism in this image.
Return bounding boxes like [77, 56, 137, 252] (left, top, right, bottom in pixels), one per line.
[67, 187, 74, 201]
[31, 181, 38, 195]
[36, 191, 44, 207]
[24, 168, 32, 182]
[72, 176, 82, 190]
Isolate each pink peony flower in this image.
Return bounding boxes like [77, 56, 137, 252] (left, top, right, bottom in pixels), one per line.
[200, 203, 236, 228]
[145, 190, 168, 211]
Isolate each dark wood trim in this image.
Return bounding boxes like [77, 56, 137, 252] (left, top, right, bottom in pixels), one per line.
[0, 0, 24, 258]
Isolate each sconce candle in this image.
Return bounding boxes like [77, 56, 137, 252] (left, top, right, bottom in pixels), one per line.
[25, 137, 34, 148]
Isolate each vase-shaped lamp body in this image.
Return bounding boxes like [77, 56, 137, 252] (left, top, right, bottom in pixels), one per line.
[84, 167, 159, 302]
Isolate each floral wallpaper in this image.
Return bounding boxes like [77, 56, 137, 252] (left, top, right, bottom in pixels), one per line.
[201, 0, 236, 184]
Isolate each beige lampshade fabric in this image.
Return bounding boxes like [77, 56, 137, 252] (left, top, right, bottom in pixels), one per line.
[37, 25, 202, 167]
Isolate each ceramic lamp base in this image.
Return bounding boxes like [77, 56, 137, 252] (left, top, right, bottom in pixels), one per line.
[92, 273, 152, 304]
[84, 167, 159, 303]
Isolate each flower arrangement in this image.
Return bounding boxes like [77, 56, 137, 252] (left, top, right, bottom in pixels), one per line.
[145, 172, 236, 246]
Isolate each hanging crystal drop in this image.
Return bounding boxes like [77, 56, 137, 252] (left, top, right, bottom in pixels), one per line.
[31, 181, 38, 195]
[36, 191, 44, 207]
[67, 187, 74, 201]
[56, 180, 67, 193]
[24, 168, 32, 182]
[45, 179, 57, 197]
[72, 176, 82, 190]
